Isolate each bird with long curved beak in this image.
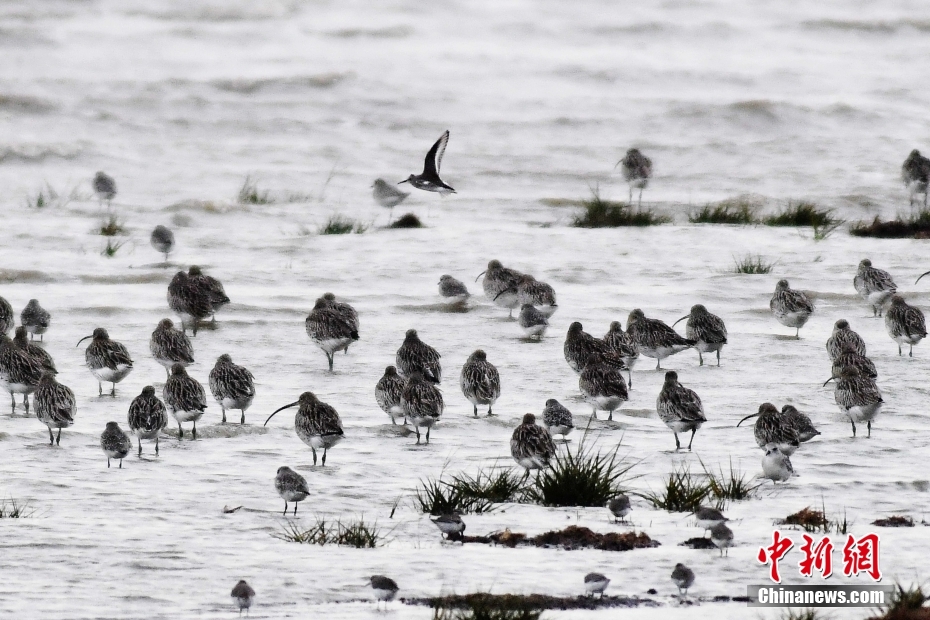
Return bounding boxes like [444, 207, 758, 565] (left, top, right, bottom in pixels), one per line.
[917, 270, 930, 285]
[264, 392, 344, 466]
[77, 328, 133, 396]
[737, 403, 799, 455]
[672, 305, 727, 367]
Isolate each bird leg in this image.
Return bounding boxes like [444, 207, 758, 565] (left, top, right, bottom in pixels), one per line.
[107, 458, 111, 468]
[119, 459, 123, 469]
[850, 419, 857, 437]
[638, 187, 644, 207]
[10, 391, 15, 413]
[628, 187, 633, 204]
[867, 420, 871, 437]
[155, 436, 160, 455]
[426, 427, 431, 444]
[322, 448, 328, 466]
[415, 427, 421, 444]
[628, 370, 633, 388]
[221, 407, 227, 424]
[240, 411, 245, 425]
[717, 350, 721, 366]
[311, 448, 318, 465]
[910, 345, 914, 357]
[23, 394, 29, 414]
[795, 328, 800, 340]
[591, 407, 597, 420]
[898, 344, 903, 356]
[138, 438, 142, 456]
[655, 358, 661, 370]
[688, 428, 696, 450]
[178, 423, 184, 440]
[674, 433, 680, 451]
[283, 502, 287, 516]
[473, 404, 478, 418]
[608, 409, 614, 421]
[98, 382, 103, 396]
[698, 350, 704, 366]
[487, 405, 493, 417]
[56, 427, 61, 445]
[48, 427, 54, 445]
[111, 383, 116, 397]
[327, 353, 334, 372]
[293, 503, 298, 516]
[192, 420, 197, 440]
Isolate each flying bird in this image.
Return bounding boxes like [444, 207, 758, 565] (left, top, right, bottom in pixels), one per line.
[399, 130, 455, 195]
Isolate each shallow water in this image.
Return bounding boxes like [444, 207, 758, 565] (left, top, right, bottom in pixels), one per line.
[2, 1, 929, 619]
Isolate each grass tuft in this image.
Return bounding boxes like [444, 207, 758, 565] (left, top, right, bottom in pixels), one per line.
[733, 254, 773, 274]
[414, 476, 495, 516]
[451, 468, 525, 504]
[781, 610, 826, 620]
[237, 175, 273, 205]
[572, 187, 669, 228]
[850, 210, 930, 239]
[763, 201, 838, 228]
[0, 498, 34, 518]
[319, 214, 368, 235]
[524, 437, 637, 508]
[703, 459, 764, 503]
[642, 465, 714, 512]
[274, 517, 380, 548]
[101, 239, 126, 257]
[780, 504, 849, 534]
[389, 213, 423, 228]
[99, 214, 125, 236]
[872, 582, 929, 619]
[689, 200, 757, 224]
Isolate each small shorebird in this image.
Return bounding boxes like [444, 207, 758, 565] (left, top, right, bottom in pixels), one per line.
[510, 413, 557, 470]
[885, 295, 926, 356]
[0, 295, 13, 333]
[275, 465, 310, 515]
[265, 392, 344, 465]
[209, 354, 255, 424]
[128, 386, 168, 456]
[854, 259, 896, 317]
[825, 319, 866, 361]
[608, 494, 631, 523]
[902, 149, 930, 206]
[93, 171, 117, 206]
[656, 371, 706, 451]
[231, 580, 255, 616]
[616, 148, 652, 206]
[305, 297, 359, 372]
[780, 405, 821, 443]
[375, 365, 406, 424]
[438, 275, 469, 305]
[34, 374, 75, 445]
[396, 329, 442, 383]
[542, 398, 574, 440]
[496, 274, 557, 318]
[399, 130, 455, 194]
[100, 421, 131, 468]
[693, 506, 727, 535]
[0, 333, 43, 413]
[673, 305, 727, 366]
[369, 575, 399, 610]
[710, 522, 734, 556]
[770, 280, 814, 339]
[401, 372, 444, 444]
[603, 320, 639, 386]
[77, 328, 133, 396]
[150, 318, 194, 377]
[476, 260, 523, 317]
[150, 225, 175, 263]
[167, 271, 212, 335]
[564, 322, 605, 373]
[824, 366, 883, 437]
[460, 349, 500, 417]
[584, 573, 610, 598]
[627, 309, 695, 370]
[579, 352, 628, 420]
[372, 178, 409, 223]
[20, 299, 50, 341]
[13, 326, 56, 375]
[431, 513, 466, 540]
[762, 444, 794, 483]
[188, 266, 229, 322]
[672, 563, 695, 595]
[737, 403, 800, 455]
[164, 364, 207, 440]
[518, 304, 549, 339]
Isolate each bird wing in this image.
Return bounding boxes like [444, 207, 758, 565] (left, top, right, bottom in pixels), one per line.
[424, 130, 450, 177]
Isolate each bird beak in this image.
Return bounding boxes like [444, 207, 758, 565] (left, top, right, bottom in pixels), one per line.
[493, 287, 515, 301]
[397, 179, 409, 185]
[822, 377, 837, 387]
[736, 413, 759, 427]
[264, 401, 299, 426]
[917, 270, 930, 284]
[671, 315, 689, 328]
[76, 335, 92, 347]
[474, 270, 486, 283]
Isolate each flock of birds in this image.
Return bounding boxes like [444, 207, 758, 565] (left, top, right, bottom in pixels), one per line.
[6, 139, 930, 613]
